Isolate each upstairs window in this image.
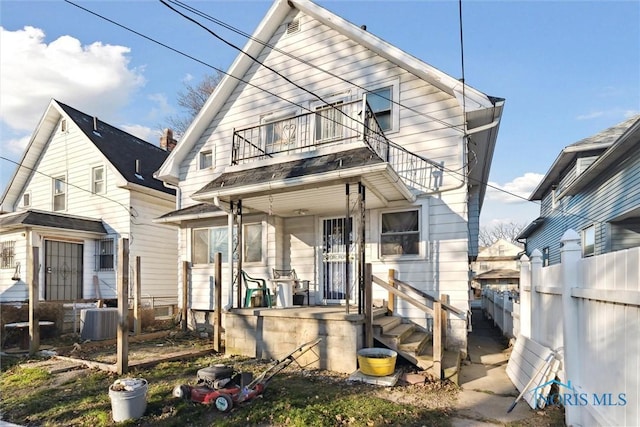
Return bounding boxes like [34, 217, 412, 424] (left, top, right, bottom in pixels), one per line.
[95, 238, 114, 271]
[92, 166, 105, 194]
[53, 176, 66, 211]
[22, 192, 31, 208]
[367, 86, 392, 131]
[199, 150, 213, 169]
[380, 210, 420, 256]
[314, 101, 344, 142]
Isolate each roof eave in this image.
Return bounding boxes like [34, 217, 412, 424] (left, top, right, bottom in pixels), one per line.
[155, 0, 293, 183]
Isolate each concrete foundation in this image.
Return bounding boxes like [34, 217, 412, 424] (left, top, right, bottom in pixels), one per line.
[224, 306, 364, 373]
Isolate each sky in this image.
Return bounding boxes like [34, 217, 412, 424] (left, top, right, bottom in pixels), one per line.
[1, 0, 639, 228]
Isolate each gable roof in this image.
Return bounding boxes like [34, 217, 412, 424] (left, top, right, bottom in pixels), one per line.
[529, 114, 640, 200]
[1, 99, 174, 211]
[155, 0, 503, 185]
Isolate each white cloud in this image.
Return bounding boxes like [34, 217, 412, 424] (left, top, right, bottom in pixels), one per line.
[0, 26, 145, 132]
[5, 134, 32, 156]
[576, 111, 604, 121]
[120, 124, 160, 145]
[486, 172, 544, 204]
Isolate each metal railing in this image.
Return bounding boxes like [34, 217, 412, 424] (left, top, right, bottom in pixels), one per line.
[232, 96, 443, 193]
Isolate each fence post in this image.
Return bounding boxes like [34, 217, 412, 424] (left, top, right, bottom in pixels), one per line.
[560, 229, 582, 427]
[519, 254, 531, 338]
[529, 249, 542, 343]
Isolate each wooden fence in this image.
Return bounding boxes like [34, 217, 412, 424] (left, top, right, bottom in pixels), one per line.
[487, 230, 639, 426]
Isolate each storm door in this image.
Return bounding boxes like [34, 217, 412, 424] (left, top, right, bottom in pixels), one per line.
[45, 240, 83, 300]
[321, 217, 356, 303]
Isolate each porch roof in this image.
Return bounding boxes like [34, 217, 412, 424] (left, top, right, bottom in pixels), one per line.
[155, 203, 225, 225]
[0, 209, 107, 234]
[191, 147, 416, 216]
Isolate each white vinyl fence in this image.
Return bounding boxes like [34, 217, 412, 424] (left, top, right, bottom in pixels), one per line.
[497, 230, 640, 427]
[481, 288, 519, 339]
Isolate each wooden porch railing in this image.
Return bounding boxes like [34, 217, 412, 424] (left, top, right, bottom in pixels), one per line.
[365, 267, 465, 378]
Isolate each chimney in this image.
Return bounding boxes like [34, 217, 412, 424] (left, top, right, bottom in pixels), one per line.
[160, 128, 177, 152]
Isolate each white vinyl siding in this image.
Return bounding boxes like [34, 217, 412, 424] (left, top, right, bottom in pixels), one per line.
[12, 113, 177, 301]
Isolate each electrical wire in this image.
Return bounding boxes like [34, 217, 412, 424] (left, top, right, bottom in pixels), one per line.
[54, 0, 607, 226]
[166, 0, 466, 135]
[1, 155, 133, 216]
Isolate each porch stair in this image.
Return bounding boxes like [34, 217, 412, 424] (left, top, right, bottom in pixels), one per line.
[372, 308, 460, 383]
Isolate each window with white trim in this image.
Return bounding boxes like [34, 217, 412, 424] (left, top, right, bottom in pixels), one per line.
[380, 210, 420, 256]
[193, 223, 263, 264]
[1, 241, 15, 269]
[95, 238, 114, 271]
[243, 223, 263, 263]
[199, 150, 213, 169]
[367, 86, 392, 131]
[22, 192, 31, 208]
[92, 166, 105, 194]
[582, 225, 595, 257]
[314, 101, 344, 142]
[53, 175, 66, 211]
[364, 79, 400, 132]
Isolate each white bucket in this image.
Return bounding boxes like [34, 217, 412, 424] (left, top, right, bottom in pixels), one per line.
[109, 378, 148, 422]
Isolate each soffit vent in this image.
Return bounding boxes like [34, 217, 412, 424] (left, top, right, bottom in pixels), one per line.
[286, 19, 300, 35]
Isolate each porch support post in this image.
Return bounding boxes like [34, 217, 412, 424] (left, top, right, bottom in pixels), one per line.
[236, 200, 243, 309]
[358, 182, 366, 315]
[214, 252, 222, 352]
[229, 202, 239, 308]
[345, 183, 350, 314]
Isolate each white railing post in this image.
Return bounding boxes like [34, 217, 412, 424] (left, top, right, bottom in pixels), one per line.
[529, 249, 543, 343]
[503, 292, 509, 336]
[560, 229, 582, 427]
[519, 254, 531, 338]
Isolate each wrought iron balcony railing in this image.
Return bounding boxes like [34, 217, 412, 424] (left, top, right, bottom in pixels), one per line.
[232, 96, 443, 193]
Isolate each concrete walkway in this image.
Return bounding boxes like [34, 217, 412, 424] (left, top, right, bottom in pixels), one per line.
[451, 308, 549, 426]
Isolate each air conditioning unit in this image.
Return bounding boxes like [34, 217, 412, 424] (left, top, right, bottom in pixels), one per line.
[80, 308, 118, 341]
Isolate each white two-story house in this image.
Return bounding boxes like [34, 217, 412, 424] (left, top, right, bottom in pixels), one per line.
[154, 0, 504, 352]
[0, 100, 178, 316]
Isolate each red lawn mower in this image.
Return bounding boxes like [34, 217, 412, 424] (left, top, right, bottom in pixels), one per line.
[172, 338, 322, 412]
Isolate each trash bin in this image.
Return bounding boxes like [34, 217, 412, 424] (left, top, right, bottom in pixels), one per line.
[109, 378, 148, 422]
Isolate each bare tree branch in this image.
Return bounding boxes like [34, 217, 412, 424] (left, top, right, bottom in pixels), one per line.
[479, 221, 527, 247]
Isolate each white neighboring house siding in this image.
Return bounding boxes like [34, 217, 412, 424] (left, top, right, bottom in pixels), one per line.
[175, 9, 470, 335]
[7, 117, 175, 301]
[0, 231, 28, 302]
[129, 190, 178, 299]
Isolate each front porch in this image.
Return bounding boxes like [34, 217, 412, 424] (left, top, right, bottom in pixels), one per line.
[223, 303, 462, 379]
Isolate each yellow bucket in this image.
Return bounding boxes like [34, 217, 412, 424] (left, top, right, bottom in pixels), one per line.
[357, 348, 397, 376]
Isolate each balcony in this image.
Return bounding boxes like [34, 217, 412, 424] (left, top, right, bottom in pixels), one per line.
[232, 97, 443, 193]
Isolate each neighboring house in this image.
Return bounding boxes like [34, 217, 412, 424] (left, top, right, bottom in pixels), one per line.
[470, 238, 522, 302]
[154, 0, 504, 350]
[518, 114, 640, 264]
[0, 100, 178, 307]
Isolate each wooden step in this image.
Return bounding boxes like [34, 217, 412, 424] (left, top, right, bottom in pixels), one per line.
[398, 330, 430, 355]
[382, 323, 415, 346]
[372, 315, 402, 335]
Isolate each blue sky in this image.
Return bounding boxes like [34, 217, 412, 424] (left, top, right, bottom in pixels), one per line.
[1, 0, 638, 227]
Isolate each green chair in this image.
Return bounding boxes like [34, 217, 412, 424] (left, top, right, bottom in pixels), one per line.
[241, 270, 272, 308]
